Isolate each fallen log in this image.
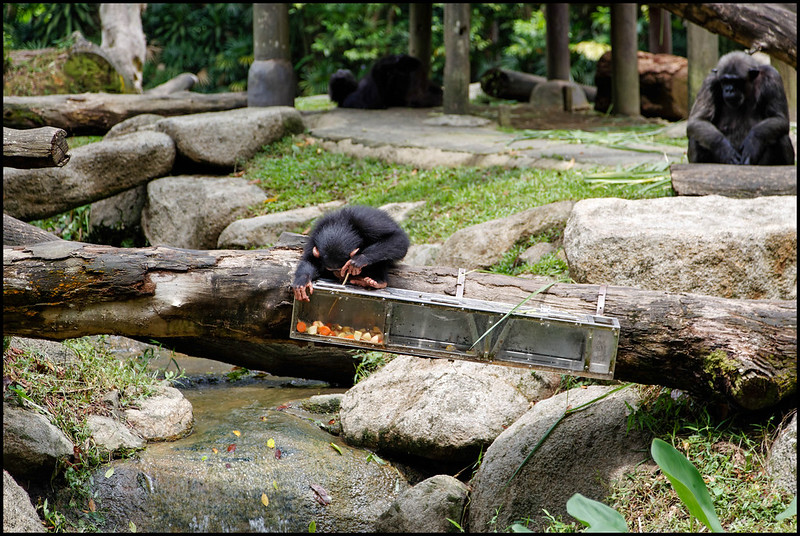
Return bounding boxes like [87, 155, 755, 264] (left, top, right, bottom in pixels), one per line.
[671, 164, 798, 197]
[653, 3, 796, 68]
[3, 126, 70, 169]
[3, 233, 795, 409]
[3, 214, 61, 245]
[480, 67, 597, 103]
[145, 73, 200, 96]
[3, 91, 248, 135]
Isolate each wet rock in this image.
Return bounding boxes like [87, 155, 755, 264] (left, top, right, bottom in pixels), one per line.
[376, 474, 469, 533]
[3, 470, 45, 532]
[3, 404, 74, 480]
[437, 200, 574, 270]
[142, 175, 267, 249]
[301, 394, 343, 414]
[564, 195, 797, 299]
[123, 384, 193, 441]
[767, 412, 797, 495]
[339, 355, 560, 463]
[468, 385, 652, 532]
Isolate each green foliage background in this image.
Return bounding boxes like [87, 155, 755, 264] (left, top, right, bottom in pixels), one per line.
[4, 3, 689, 95]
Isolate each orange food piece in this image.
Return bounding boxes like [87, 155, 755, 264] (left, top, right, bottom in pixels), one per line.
[296, 321, 307, 333]
[318, 325, 331, 336]
[344, 334, 354, 339]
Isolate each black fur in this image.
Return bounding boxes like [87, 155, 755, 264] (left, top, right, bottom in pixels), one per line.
[328, 54, 443, 109]
[687, 51, 794, 165]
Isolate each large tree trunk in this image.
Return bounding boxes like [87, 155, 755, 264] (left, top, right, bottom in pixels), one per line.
[3, 233, 795, 410]
[3, 92, 248, 135]
[443, 3, 471, 115]
[3, 127, 70, 169]
[99, 4, 147, 94]
[653, 3, 797, 68]
[671, 164, 797, 197]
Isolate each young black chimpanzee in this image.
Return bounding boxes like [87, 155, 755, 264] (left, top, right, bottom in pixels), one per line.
[292, 205, 410, 301]
[687, 51, 794, 165]
[328, 54, 443, 110]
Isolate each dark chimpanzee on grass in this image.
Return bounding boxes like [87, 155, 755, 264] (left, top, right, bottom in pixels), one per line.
[328, 54, 443, 109]
[292, 205, 410, 302]
[687, 51, 794, 165]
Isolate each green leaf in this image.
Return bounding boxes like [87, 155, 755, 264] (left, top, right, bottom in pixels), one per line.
[308, 520, 317, 533]
[104, 467, 114, 478]
[650, 438, 724, 532]
[566, 493, 628, 532]
[329, 442, 343, 455]
[776, 496, 796, 521]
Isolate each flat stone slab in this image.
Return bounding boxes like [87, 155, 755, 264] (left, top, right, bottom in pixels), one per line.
[564, 195, 797, 299]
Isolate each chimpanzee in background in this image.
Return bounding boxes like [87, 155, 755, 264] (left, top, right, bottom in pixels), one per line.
[687, 51, 795, 165]
[292, 205, 410, 301]
[328, 54, 443, 109]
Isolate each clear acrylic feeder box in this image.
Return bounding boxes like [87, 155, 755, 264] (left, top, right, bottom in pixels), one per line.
[290, 281, 620, 379]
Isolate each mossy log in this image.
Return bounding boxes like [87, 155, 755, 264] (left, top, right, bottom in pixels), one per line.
[3, 225, 795, 408]
[3, 91, 248, 135]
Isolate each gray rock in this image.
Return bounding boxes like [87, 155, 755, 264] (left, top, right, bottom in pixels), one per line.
[375, 474, 469, 533]
[88, 184, 147, 246]
[155, 106, 304, 168]
[518, 242, 557, 265]
[3, 131, 175, 221]
[124, 385, 193, 441]
[767, 412, 797, 495]
[87, 415, 146, 452]
[422, 114, 492, 127]
[468, 385, 652, 532]
[339, 355, 560, 462]
[378, 200, 426, 223]
[104, 113, 165, 139]
[3, 404, 74, 480]
[7, 337, 78, 364]
[300, 394, 343, 414]
[437, 200, 574, 269]
[216, 200, 345, 249]
[142, 175, 267, 249]
[3, 470, 45, 533]
[403, 243, 441, 266]
[564, 195, 797, 299]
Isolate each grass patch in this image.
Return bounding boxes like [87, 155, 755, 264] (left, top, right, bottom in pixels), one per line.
[240, 134, 673, 248]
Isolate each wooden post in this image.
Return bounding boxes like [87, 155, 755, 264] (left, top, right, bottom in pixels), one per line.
[545, 3, 570, 81]
[443, 3, 470, 115]
[686, 21, 718, 108]
[409, 3, 433, 78]
[648, 7, 672, 54]
[248, 3, 295, 107]
[610, 4, 640, 116]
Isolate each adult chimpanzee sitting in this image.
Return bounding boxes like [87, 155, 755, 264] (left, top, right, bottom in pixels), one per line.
[687, 51, 794, 165]
[328, 54, 443, 109]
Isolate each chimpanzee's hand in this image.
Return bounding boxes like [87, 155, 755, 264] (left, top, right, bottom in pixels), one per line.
[292, 281, 314, 301]
[341, 256, 366, 277]
[739, 132, 762, 165]
[719, 139, 743, 165]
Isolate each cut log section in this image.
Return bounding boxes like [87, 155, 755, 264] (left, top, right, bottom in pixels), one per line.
[3, 91, 248, 135]
[3, 127, 70, 169]
[3, 230, 795, 409]
[670, 164, 797, 197]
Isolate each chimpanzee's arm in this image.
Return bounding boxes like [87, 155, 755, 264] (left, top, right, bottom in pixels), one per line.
[292, 250, 322, 301]
[339, 207, 410, 276]
[740, 66, 791, 165]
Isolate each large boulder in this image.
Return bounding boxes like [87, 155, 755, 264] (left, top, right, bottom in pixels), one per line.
[767, 412, 797, 495]
[564, 195, 797, 300]
[375, 474, 469, 533]
[437, 200, 574, 269]
[3, 404, 74, 480]
[155, 106, 304, 168]
[142, 175, 268, 249]
[339, 355, 560, 463]
[468, 385, 652, 532]
[3, 470, 45, 532]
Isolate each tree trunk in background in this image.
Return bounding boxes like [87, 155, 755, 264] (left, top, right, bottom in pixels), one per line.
[653, 3, 797, 68]
[409, 4, 433, 78]
[248, 3, 295, 107]
[648, 7, 672, 54]
[545, 4, 570, 81]
[443, 3, 470, 115]
[99, 3, 147, 94]
[686, 22, 718, 110]
[3, 234, 796, 410]
[610, 4, 640, 117]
